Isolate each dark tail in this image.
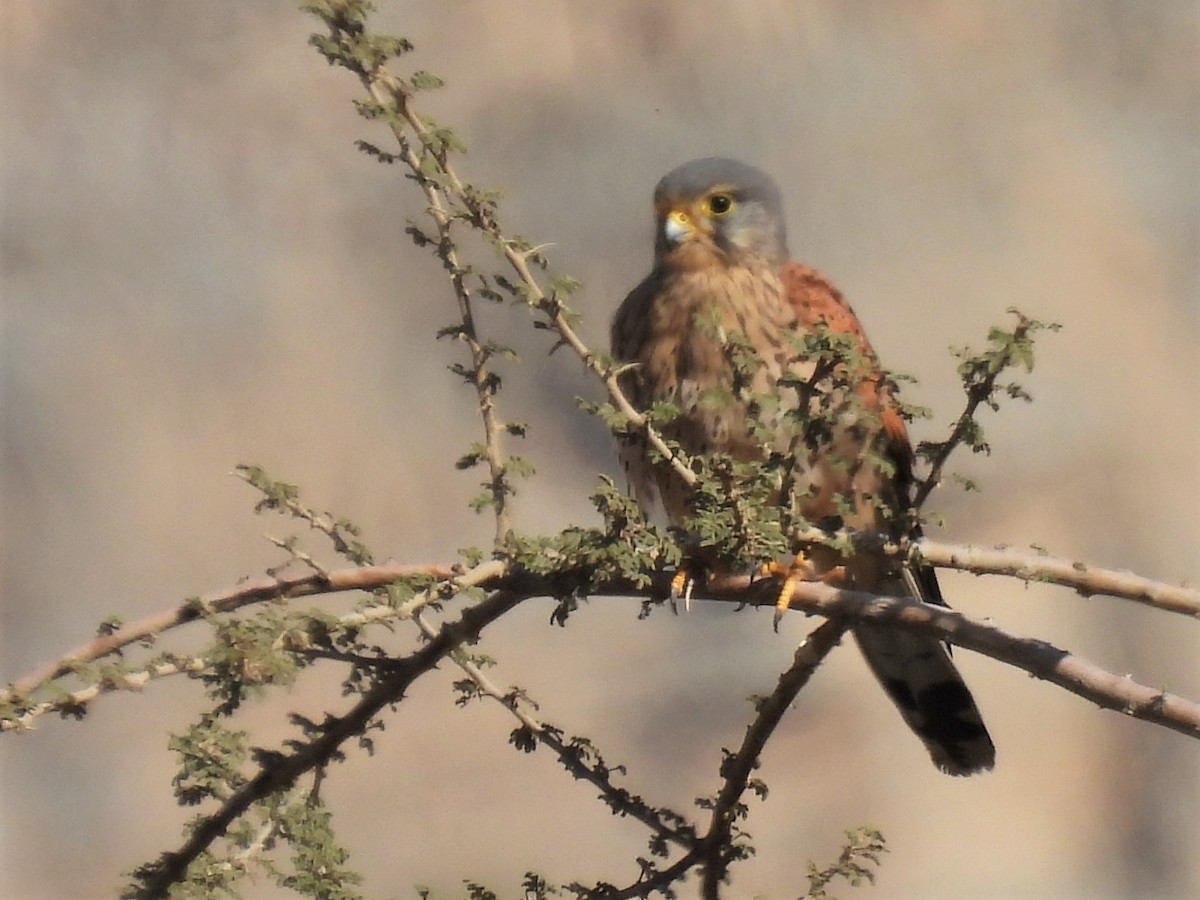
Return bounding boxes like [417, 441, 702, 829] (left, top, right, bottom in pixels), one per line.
[853, 568, 995, 775]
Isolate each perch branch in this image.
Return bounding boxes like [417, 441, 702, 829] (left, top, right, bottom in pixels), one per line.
[7, 548, 1198, 738]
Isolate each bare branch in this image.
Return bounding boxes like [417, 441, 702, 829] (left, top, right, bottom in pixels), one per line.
[795, 528, 1200, 619]
[766, 577, 1200, 740]
[912, 539, 1200, 618]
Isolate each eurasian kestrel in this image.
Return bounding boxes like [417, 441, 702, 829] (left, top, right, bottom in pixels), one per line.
[611, 157, 995, 775]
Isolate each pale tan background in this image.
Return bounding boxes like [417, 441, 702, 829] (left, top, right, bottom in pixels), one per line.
[2, 2, 1198, 898]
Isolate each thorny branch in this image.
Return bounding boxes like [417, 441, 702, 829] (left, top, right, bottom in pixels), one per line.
[363, 83, 516, 550]
[6, 539, 1193, 727]
[7, 545, 1199, 738]
[334, 31, 701, 497]
[699, 619, 850, 898]
[410, 609, 697, 851]
[129, 587, 526, 899]
[912, 311, 1056, 510]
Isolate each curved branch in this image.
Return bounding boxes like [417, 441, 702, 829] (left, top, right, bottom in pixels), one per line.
[763, 577, 1200, 739]
[1, 561, 495, 704]
[912, 539, 1200, 618]
[7, 548, 1198, 740]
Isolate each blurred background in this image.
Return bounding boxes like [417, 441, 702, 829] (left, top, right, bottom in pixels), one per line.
[2, 2, 1197, 898]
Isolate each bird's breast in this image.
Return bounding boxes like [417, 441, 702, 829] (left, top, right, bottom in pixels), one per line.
[645, 265, 795, 392]
[629, 265, 801, 460]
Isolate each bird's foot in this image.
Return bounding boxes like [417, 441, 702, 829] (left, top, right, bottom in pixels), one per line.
[764, 553, 846, 632]
[669, 565, 702, 612]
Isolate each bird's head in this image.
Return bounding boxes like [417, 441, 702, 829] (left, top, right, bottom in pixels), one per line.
[652, 157, 789, 268]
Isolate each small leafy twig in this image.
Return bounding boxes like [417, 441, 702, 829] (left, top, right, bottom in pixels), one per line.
[912, 310, 1059, 510]
[415, 609, 697, 851]
[804, 827, 888, 898]
[236, 465, 374, 566]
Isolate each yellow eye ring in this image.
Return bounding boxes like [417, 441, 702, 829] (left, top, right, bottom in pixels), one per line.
[706, 192, 735, 216]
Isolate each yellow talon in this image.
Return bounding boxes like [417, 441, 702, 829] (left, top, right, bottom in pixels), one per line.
[768, 552, 846, 631]
[670, 566, 698, 612]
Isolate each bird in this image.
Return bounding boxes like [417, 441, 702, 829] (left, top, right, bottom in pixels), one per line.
[610, 157, 995, 775]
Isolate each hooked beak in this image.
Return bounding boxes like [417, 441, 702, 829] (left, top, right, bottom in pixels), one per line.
[662, 209, 697, 246]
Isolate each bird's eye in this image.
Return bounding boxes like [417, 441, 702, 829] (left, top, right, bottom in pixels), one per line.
[706, 193, 735, 216]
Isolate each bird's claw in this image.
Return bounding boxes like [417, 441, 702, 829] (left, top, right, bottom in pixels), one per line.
[669, 566, 699, 612]
[765, 554, 846, 631]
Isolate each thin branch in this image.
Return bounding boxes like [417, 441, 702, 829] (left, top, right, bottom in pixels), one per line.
[504, 249, 700, 491]
[307, 46, 516, 551]
[700, 619, 850, 898]
[353, 60, 699, 494]
[129, 587, 526, 899]
[2, 656, 208, 732]
[410, 608, 697, 849]
[235, 465, 373, 565]
[5, 564, 504, 732]
[1, 561, 496, 702]
[583, 619, 851, 898]
[356, 73, 514, 549]
[912, 539, 1200, 618]
[911, 312, 1042, 510]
